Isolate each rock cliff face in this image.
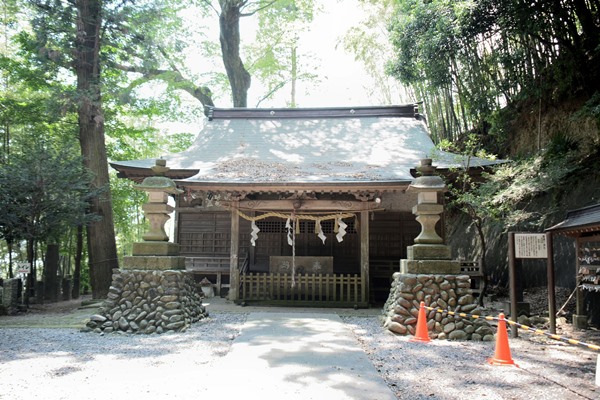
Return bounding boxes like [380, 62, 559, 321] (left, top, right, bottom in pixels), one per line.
[446, 161, 600, 291]
[503, 95, 598, 158]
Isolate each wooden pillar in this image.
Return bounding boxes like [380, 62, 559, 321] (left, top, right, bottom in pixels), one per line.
[574, 236, 587, 328]
[508, 232, 518, 338]
[546, 232, 556, 334]
[360, 210, 370, 305]
[229, 202, 240, 302]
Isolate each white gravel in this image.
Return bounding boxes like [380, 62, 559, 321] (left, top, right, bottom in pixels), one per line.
[0, 312, 598, 400]
[343, 316, 598, 400]
[0, 313, 246, 400]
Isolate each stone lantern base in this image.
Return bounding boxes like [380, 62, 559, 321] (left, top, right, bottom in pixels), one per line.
[85, 269, 207, 334]
[383, 272, 494, 341]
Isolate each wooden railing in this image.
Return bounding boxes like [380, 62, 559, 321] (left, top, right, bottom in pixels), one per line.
[239, 272, 366, 307]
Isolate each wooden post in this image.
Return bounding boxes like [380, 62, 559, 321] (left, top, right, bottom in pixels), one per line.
[508, 232, 518, 338]
[360, 210, 370, 305]
[229, 202, 240, 302]
[546, 232, 556, 334]
[575, 237, 586, 326]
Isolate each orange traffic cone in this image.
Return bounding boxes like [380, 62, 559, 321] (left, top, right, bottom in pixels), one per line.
[410, 301, 431, 343]
[488, 313, 517, 366]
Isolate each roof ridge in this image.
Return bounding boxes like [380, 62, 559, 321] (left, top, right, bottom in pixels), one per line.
[205, 104, 421, 120]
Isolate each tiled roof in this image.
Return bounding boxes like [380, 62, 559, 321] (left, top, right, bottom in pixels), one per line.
[110, 105, 502, 185]
[546, 204, 600, 234]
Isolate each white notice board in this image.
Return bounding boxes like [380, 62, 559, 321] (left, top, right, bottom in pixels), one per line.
[514, 233, 548, 259]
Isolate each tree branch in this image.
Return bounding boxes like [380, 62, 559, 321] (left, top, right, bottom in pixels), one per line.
[240, 0, 277, 17]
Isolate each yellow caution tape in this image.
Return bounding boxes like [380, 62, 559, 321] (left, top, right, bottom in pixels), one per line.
[423, 305, 600, 352]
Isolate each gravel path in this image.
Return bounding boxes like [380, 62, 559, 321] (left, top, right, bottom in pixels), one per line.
[343, 316, 598, 400]
[0, 304, 598, 399]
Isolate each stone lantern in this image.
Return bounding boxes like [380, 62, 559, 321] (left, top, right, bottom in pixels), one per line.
[401, 158, 460, 274]
[88, 159, 207, 334]
[383, 159, 490, 340]
[123, 159, 186, 269]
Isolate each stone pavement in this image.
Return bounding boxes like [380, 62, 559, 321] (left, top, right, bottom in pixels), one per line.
[198, 311, 396, 400]
[0, 297, 395, 399]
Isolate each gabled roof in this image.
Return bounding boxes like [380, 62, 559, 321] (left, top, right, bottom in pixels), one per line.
[546, 204, 600, 236]
[110, 105, 502, 189]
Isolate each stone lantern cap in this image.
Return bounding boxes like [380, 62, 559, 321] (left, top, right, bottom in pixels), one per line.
[407, 159, 446, 192]
[135, 159, 183, 195]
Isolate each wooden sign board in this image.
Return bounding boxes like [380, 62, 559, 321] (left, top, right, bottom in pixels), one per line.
[515, 233, 548, 259]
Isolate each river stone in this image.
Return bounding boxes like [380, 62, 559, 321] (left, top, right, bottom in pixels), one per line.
[160, 295, 178, 303]
[164, 301, 181, 310]
[471, 333, 483, 341]
[169, 314, 183, 323]
[404, 276, 418, 285]
[401, 293, 415, 301]
[166, 321, 185, 330]
[134, 311, 148, 322]
[461, 304, 478, 313]
[387, 322, 408, 334]
[483, 334, 495, 341]
[398, 298, 412, 309]
[458, 295, 474, 305]
[394, 305, 411, 316]
[448, 330, 467, 340]
[404, 317, 417, 325]
[437, 298, 448, 309]
[90, 314, 107, 322]
[107, 292, 119, 300]
[443, 322, 456, 334]
[416, 290, 424, 301]
[118, 317, 129, 331]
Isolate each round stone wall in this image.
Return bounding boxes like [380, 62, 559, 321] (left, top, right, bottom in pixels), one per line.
[383, 272, 495, 341]
[86, 269, 207, 334]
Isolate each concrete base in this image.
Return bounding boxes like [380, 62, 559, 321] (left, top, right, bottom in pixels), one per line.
[407, 244, 452, 260]
[132, 241, 180, 256]
[122, 255, 186, 270]
[400, 259, 461, 274]
[573, 314, 589, 329]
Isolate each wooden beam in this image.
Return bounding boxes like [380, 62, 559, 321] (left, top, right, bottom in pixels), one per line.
[238, 199, 380, 211]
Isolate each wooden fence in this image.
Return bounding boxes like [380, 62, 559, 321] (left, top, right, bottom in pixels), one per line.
[239, 272, 366, 307]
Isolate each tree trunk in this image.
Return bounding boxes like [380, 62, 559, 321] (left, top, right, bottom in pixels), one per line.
[75, 0, 118, 299]
[72, 225, 83, 299]
[43, 243, 60, 302]
[7, 239, 13, 278]
[219, 1, 251, 107]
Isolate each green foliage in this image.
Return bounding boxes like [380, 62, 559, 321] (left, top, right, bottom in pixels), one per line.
[0, 138, 99, 246]
[385, 0, 600, 152]
[245, 0, 320, 107]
